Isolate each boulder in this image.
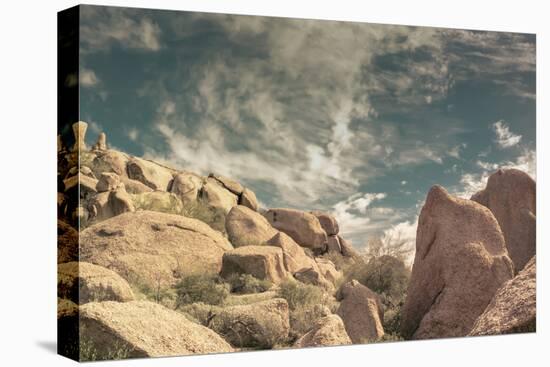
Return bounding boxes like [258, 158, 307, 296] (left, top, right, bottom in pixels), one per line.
[470, 256, 536, 336]
[91, 150, 129, 177]
[336, 280, 384, 343]
[201, 179, 238, 214]
[209, 298, 290, 348]
[120, 177, 154, 194]
[316, 258, 342, 285]
[220, 246, 290, 284]
[471, 169, 536, 272]
[63, 174, 98, 197]
[208, 173, 244, 195]
[311, 211, 339, 235]
[240, 188, 259, 211]
[226, 205, 278, 247]
[293, 267, 334, 291]
[170, 172, 203, 203]
[78, 301, 233, 358]
[58, 220, 78, 263]
[127, 157, 174, 191]
[293, 315, 352, 348]
[87, 187, 135, 222]
[326, 235, 342, 253]
[80, 211, 232, 290]
[266, 232, 320, 274]
[401, 185, 514, 339]
[58, 262, 135, 304]
[263, 208, 327, 250]
[338, 236, 361, 258]
[96, 172, 123, 192]
[131, 191, 183, 215]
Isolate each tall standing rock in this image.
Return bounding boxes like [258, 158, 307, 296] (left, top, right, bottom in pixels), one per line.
[263, 208, 327, 250]
[336, 280, 384, 343]
[401, 185, 514, 340]
[471, 169, 536, 272]
[71, 121, 87, 152]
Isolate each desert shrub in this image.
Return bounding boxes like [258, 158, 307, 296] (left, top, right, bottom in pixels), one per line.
[180, 199, 227, 235]
[174, 274, 229, 308]
[131, 192, 183, 215]
[226, 273, 272, 294]
[178, 302, 221, 326]
[278, 280, 325, 310]
[79, 326, 132, 361]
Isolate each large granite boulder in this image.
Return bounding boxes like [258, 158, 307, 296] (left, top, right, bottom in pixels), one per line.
[96, 172, 123, 192]
[240, 188, 259, 211]
[77, 301, 233, 359]
[91, 150, 130, 178]
[80, 211, 232, 290]
[127, 157, 174, 191]
[209, 298, 290, 348]
[266, 232, 319, 274]
[200, 179, 238, 214]
[401, 185, 514, 339]
[470, 256, 536, 336]
[293, 314, 352, 348]
[225, 205, 278, 247]
[170, 172, 203, 203]
[208, 174, 244, 196]
[471, 169, 536, 272]
[220, 246, 290, 284]
[58, 262, 135, 304]
[338, 236, 361, 258]
[263, 208, 327, 250]
[311, 211, 339, 235]
[336, 280, 384, 343]
[87, 187, 135, 222]
[316, 258, 343, 285]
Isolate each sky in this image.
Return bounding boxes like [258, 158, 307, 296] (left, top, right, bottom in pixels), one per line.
[79, 5, 536, 252]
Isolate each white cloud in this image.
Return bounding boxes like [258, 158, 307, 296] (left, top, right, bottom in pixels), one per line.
[80, 68, 99, 87]
[401, 180, 407, 186]
[127, 128, 139, 142]
[493, 120, 522, 148]
[81, 7, 162, 52]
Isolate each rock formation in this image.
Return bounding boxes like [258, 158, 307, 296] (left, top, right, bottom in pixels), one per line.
[264, 208, 327, 250]
[401, 185, 514, 339]
[293, 315, 352, 348]
[225, 205, 278, 247]
[58, 262, 135, 304]
[336, 280, 384, 343]
[471, 169, 536, 272]
[170, 172, 203, 203]
[311, 211, 339, 236]
[71, 121, 87, 152]
[127, 157, 174, 191]
[209, 298, 290, 348]
[80, 211, 232, 289]
[470, 256, 536, 336]
[77, 301, 234, 358]
[92, 132, 107, 151]
[220, 246, 290, 284]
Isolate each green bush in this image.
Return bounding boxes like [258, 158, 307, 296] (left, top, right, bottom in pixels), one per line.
[174, 274, 229, 308]
[226, 273, 272, 294]
[180, 199, 227, 235]
[278, 280, 325, 310]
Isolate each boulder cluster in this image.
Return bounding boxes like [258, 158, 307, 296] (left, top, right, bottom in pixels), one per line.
[58, 122, 376, 361]
[57, 122, 536, 360]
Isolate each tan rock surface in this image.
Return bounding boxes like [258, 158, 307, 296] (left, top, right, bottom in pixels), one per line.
[401, 185, 514, 339]
[470, 256, 536, 336]
[293, 315, 352, 348]
[220, 245, 290, 284]
[226, 205, 278, 247]
[58, 262, 135, 304]
[80, 211, 232, 289]
[264, 208, 327, 250]
[127, 157, 174, 191]
[471, 169, 536, 272]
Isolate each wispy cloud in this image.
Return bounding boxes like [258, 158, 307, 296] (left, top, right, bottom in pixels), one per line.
[80, 68, 99, 87]
[80, 6, 162, 53]
[493, 120, 522, 148]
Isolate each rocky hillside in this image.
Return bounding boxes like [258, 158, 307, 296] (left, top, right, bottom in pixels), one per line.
[57, 122, 536, 361]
